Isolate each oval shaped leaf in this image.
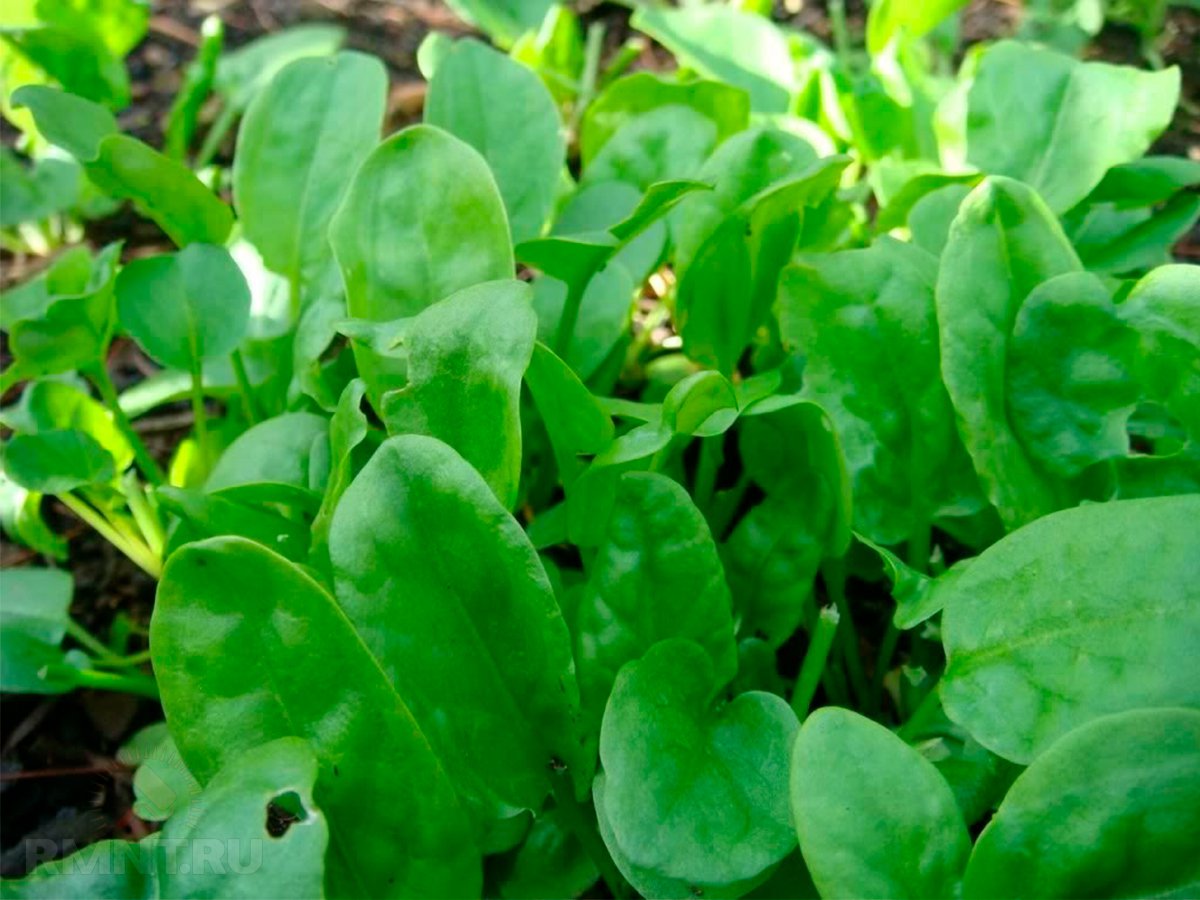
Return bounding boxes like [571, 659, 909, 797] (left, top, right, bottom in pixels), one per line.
[940, 495, 1200, 763]
[964, 708, 1200, 899]
[115, 243, 252, 370]
[791, 707, 970, 900]
[330, 434, 588, 812]
[152, 536, 480, 898]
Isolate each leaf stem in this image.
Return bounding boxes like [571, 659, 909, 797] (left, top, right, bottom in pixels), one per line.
[554, 276, 588, 359]
[549, 767, 631, 900]
[189, 356, 211, 469]
[59, 493, 161, 578]
[64, 619, 123, 663]
[823, 556, 869, 705]
[569, 22, 606, 136]
[229, 348, 261, 424]
[828, 0, 853, 66]
[791, 605, 840, 720]
[121, 472, 165, 559]
[45, 664, 159, 699]
[869, 523, 933, 713]
[85, 364, 165, 486]
[693, 435, 722, 514]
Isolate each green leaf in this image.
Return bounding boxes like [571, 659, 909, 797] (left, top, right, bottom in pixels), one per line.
[965, 41, 1180, 213]
[677, 156, 850, 373]
[940, 495, 1200, 764]
[498, 808, 597, 900]
[2, 379, 133, 473]
[580, 72, 749, 168]
[115, 244, 251, 370]
[631, 6, 795, 112]
[779, 237, 982, 545]
[158, 486, 311, 563]
[204, 412, 329, 509]
[575, 473, 737, 727]
[936, 176, 1082, 529]
[585, 105, 720, 191]
[6, 738, 329, 900]
[963, 708, 1200, 899]
[380, 280, 537, 509]
[598, 638, 798, 888]
[0, 567, 74, 694]
[233, 51, 387, 300]
[0, 472, 66, 561]
[329, 435, 589, 812]
[10, 83, 116, 158]
[1006, 271, 1140, 478]
[3, 429, 115, 493]
[791, 707, 970, 899]
[329, 125, 513, 398]
[867, 0, 969, 53]
[425, 39, 564, 243]
[214, 24, 345, 112]
[152, 537, 480, 898]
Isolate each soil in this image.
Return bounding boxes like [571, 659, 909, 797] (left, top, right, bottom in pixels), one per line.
[1, 0, 1197, 881]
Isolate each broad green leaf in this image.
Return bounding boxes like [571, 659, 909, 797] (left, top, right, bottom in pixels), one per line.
[2, 379, 133, 472]
[631, 6, 795, 112]
[940, 495, 1200, 764]
[584, 105, 719, 191]
[152, 537, 479, 898]
[115, 244, 251, 371]
[5, 737, 329, 900]
[965, 42, 1180, 213]
[158, 486, 311, 563]
[599, 638, 798, 888]
[779, 238, 982, 545]
[3, 429, 115, 493]
[963, 708, 1200, 899]
[1068, 192, 1200, 275]
[380, 280, 537, 509]
[580, 72, 749, 167]
[867, 0, 969, 53]
[329, 435, 589, 812]
[426, 39, 564, 243]
[677, 157, 849, 373]
[443, 0, 554, 47]
[791, 707, 970, 899]
[575, 473, 737, 727]
[551, 180, 664, 284]
[205, 412, 329, 508]
[233, 51, 386, 300]
[329, 125, 513, 398]
[1007, 271, 1139, 478]
[936, 176, 1082, 529]
[0, 567, 74, 693]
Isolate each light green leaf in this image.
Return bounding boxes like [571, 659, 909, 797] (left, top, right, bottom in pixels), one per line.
[329, 435, 589, 812]
[380, 280, 536, 509]
[964, 708, 1200, 899]
[0, 567, 74, 694]
[3, 429, 115, 493]
[152, 537, 480, 898]
[791, 707, 970, 899]
[940, 495, 1200, 764]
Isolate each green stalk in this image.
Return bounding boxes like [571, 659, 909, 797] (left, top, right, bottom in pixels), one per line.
[189, 356, 211, 469]
[897, 680, 944, 742]
[706, 470, 751, 540]
[44, 664, 159, 699]
[85, 364, 164, 486]
[569, 22, 606, 134]
[693, 436, 723, 513]
[554, 277, 589, 359]
[870, 523, 933, 713]
[194, 100, 238, 170]
[549, 767, 631, 899]
[824, 556, 870, 705]
[791, 606, 840, 720]
[229, 348, 261, 424]
[65, 619, 124, 664]
[59, 494, 161, 578]
[121, 472, 165, 559]
[828, 0, 853, 66]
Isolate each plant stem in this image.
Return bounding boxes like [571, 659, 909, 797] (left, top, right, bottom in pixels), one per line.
[229, 348, 261, 424]
[194, 100, 238, 170]
[64, 619, 124, 664]
[189, 356, 211, 469]
[549, 767, 631, 899]
[897, 680, 944, 742]
[706, 470, 751, 540]
[828, 0, 852, 66]
[693, 435, 722, 513]
[121, 473, 165, 559]
[554, 277, 588, 359]
[59, 494, 161, 578]
[792, 606, 840, 720]
[569, 22, 606, 135]
[46, 664, 159, 699]
[824, 556, 869, 705]
[85, 364, 165, 486]
[869, 523, 933, 713]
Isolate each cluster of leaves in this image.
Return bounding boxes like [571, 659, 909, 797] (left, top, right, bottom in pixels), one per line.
[2, 0, 1199, 897]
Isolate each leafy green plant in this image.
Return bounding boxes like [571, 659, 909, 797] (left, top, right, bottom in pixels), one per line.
[1, 1, 1198, 897]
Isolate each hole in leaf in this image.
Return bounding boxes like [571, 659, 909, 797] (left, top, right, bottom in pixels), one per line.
[266, 791, 308, 838]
